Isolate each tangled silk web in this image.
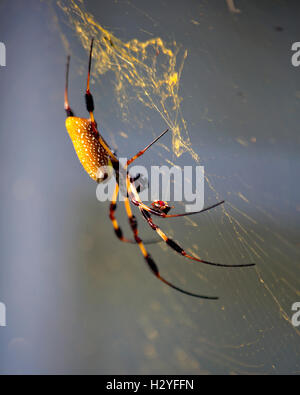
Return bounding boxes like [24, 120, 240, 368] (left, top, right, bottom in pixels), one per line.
[56, 0, 198, 161]
[52, 0, 300, 373]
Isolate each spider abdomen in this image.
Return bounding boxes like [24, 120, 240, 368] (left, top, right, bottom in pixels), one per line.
[66, 117, 111, 181]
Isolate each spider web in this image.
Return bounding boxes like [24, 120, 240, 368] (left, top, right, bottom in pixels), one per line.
[52, 0, 300, 374]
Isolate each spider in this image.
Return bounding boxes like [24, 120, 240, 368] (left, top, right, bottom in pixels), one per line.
[64, 39, 255, 300]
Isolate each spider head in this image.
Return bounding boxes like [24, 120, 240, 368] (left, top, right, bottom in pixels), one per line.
[151, 200, 173, 214]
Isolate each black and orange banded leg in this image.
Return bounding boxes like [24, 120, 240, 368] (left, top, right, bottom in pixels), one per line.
[131, 199, 226, 218]
[85, 38, 119, 162]
[139, 208, 255, 268]
[64, 55, 74, 117]
[65, 38, 256, 300]
[108, 128, 171, 244]
[109, 181, 161, 245]
[123, 196, 218, 299]
[124, 140, 255, 269]
[85, 38, 95, 124]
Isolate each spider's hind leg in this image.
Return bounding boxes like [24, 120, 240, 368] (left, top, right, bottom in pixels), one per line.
[139, 208, 255, 268]
[129, 173, 149, 194]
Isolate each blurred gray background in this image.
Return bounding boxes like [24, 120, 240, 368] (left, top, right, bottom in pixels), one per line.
[0, 0, 300, 374]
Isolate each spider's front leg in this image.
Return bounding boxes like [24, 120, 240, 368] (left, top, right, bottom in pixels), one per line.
[122, 186, 218, 300]
[136, 205, 255, 268]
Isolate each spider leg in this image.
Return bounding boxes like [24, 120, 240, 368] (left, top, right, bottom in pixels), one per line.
[85, 38, 119, 163]
[126, 128, 169, 167]
[123, 195, 218, 299]
[109, 182, 133, 243]
[125, 155, 254, 267]
[127, 165, 225, 219]
[131, 199, 225, 218]
[85, 43, 168, 190]
[64, 55, 75, 117]
[85, 38, 96, 124]
[165, 201, 225, 218]
[124, 129, 225, 219]
[139, 208, 255, 268]
[109, 182, 160, 245]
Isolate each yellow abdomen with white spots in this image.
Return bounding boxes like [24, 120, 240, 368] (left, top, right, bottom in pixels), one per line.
[66, 117, 111, 182]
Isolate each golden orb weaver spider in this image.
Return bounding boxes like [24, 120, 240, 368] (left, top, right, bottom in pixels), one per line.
[64, 39, 255, 300]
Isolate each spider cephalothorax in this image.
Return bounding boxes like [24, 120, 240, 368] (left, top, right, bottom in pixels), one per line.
[151, 200, 173, 214]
